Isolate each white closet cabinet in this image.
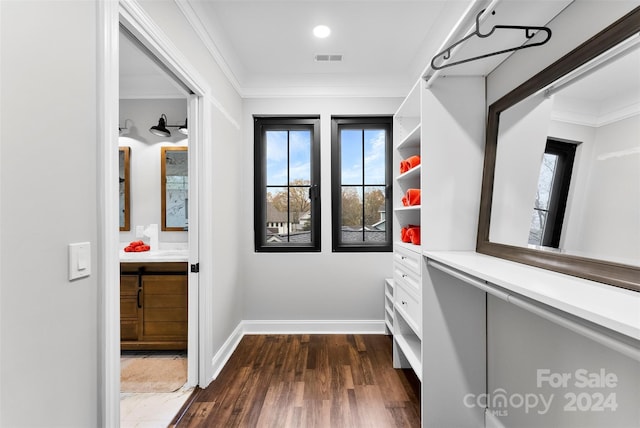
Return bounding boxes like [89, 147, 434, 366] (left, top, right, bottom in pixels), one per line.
[391, 76, 487, 426]
[392, 81, 423, 380]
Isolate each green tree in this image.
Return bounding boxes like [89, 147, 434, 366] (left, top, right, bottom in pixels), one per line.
[270, 179, 311, 225]
[341, 188, 386, 228]
[364, 188, 385, 227]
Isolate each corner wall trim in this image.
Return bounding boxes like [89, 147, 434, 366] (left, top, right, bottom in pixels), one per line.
[210, 323, 244, 381]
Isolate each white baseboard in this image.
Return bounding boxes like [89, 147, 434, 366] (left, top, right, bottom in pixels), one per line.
[210, 322, 244, 381]
[485, 409, 507, 428]
[242, 319, 386, 334]
[208, 320, 386, 382]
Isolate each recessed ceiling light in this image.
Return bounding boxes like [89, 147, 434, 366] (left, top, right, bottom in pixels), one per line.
[313, 25, 331, 39]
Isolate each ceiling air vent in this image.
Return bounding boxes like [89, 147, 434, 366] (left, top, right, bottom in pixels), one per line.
[314, 54, 343, 62]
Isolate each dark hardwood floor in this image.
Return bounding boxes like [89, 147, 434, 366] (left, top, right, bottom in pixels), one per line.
[174, 334, 421, 427]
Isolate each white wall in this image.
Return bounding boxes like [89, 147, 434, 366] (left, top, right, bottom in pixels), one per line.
[571, 115, 640, 265]
[550, 115, 640, 266]
[119, 98, 188, 245]
[0, 1, 245, 424]
[490, 94, 553, 246]
[241, 97, 401, 323]
[1, 1, 99, 426]
[136, 0, 244, 382]
[485, 3, 640, 427]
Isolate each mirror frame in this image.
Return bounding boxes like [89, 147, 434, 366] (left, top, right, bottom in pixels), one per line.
[161, 146, 188, 231]
[119, 147, 131, 232]
[477, 7, 640, 292]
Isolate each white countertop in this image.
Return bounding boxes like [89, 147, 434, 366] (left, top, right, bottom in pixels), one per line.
[423, 251, 640, 340]
[119, 249, 188, 263]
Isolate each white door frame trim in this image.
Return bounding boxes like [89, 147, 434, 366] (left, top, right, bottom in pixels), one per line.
[98, 1, 214, 425]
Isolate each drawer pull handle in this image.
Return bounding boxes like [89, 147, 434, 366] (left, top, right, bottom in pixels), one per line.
[402, 300, 407, 305]
[137, 288, 142, 309]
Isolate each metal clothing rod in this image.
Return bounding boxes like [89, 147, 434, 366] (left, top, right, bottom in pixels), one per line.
[427, 259, 640, 362]
[430, 8, 552, 71]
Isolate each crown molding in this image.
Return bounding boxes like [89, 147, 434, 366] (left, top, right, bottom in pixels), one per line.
[173, 0, 244, 95]
[551, 101, 640, 128]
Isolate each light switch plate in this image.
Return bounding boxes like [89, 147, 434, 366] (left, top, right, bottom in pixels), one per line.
[69, 242, 91, 281]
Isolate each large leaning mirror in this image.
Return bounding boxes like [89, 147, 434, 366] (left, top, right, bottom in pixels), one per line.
[119, 147, 130, 231]
[477, 7, 640, 292]
[161, 146, 188, 231]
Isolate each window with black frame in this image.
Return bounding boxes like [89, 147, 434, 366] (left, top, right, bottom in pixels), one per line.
[331, 117, 392, 252]
[528, 138, 577, 248]
[254, 116, 321, 252]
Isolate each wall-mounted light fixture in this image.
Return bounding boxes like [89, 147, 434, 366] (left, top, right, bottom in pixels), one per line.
[119, 119, 132, 135]
[178, 118, 188, 136]
[149, 114, 188, 137]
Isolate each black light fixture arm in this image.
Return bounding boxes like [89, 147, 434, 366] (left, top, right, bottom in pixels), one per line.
[430, 9, 552, 71]
[149, 113, 188, 137]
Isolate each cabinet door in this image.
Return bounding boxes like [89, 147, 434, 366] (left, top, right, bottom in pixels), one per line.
[140, 275, 188, 343]
[120, 275, 140, 341]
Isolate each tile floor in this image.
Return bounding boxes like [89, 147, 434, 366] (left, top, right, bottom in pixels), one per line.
[120, 351, 192, 428]
[120, 387, 193, 428]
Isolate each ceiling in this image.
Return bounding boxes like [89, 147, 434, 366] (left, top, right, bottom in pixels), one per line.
[120, 0, 576, 99]
[120, 30, 188, 99]
[552, 46, 640, 127]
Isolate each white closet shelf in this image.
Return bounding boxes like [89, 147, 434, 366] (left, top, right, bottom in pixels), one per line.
[394, 205, 421, 212]
[397, 165, 421, 181]
[423, 251, 640, 340]
[396, 124, 421, 150]
[394, 331, 422, 381]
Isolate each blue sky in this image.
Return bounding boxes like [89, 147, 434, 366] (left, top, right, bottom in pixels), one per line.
[266, 130, 310, 185]
[341, 129, 386, 185]
[265, 128, 386, 186]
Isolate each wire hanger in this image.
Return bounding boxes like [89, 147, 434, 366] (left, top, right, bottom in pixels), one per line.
[430, 9, 552, 71]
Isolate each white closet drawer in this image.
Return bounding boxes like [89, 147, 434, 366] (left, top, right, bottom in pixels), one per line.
[394, 245, 421, 275]
[394, 262, 421, 295]
[395, 283, 421, 336]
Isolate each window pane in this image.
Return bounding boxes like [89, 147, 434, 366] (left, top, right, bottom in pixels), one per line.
[289, 130, 311, 183]
[266, 130, 288, 186]
[535, 153, 558, 210]
[266, 187, 289, 242]
[289, 187, 311, 243]
[364, 185, 386, 235]
[341, 129, 363, 185]
[528, 209, 547, 246]
[331, 117, 391, 252]
[364, 129, 386, 185]
[341, 187, 363, 242]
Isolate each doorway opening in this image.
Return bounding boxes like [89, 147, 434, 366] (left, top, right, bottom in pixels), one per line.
[101, 3, 213, 425]
[116, 18, 201, 427]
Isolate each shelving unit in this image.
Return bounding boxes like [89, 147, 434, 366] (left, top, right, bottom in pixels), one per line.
[391, 74, 487, 426]
[391, 80, 423, 381]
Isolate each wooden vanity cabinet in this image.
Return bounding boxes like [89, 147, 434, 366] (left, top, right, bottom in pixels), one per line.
[120, 262, 188, 351]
